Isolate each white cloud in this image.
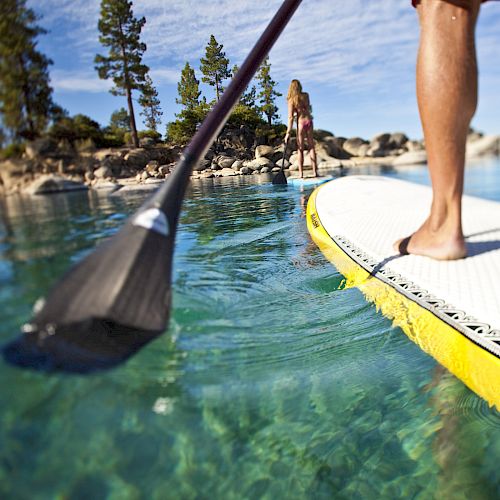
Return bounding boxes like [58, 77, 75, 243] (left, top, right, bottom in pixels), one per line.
[32, 0, 499, 94]
[29, 0, 500, 135]
[51, 70, 111, 93]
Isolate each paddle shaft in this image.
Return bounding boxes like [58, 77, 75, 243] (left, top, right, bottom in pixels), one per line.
[147, 0, 302, 225]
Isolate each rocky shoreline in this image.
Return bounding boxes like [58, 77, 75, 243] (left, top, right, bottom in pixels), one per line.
[1, 128, 498, 196]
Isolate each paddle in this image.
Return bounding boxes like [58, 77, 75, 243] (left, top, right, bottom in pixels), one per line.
[272, 138, 289, 185]
[2, 0, 303, 373]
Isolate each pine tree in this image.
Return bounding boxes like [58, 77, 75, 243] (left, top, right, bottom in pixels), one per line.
[232, 64, 258, 110]
[256, 57, 281, 126]
[0, 0, 54, 141]
[200, 35, 231, 101]
[176, 62, 201, 111]
[138, 74, 162, 132]
[109, 107, 130, 131]
[95, 0, 149, 148]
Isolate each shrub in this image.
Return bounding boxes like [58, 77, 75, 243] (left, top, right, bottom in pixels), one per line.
[49, 114, 105, 146]
[123, 129, 163, 146]
[165, 104, 210, 145]
[0, 143, 26, 159]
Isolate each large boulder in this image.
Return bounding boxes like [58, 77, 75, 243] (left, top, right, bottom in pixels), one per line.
[466, 135, 500, 158]
[231, 160, 244, 171]
[313, 129, 335, 140]
[25, 138, 58, 159]
[406, 140, 424, 152]
[246, 157, 273, 170]
[93, 149, 124, 162]
[193, 159, 210, 172]
[216, 155, 236, 169]
[393, 151, 427, 166]
[275, 158, 290, 169]
[145, 160, 160, 174]
[124, 148, 150, 170]
[342, 137, 367, 157]
[218, 168, 237, 177]
[370, 133, 391, 148]
[23, 174, 88, 195]
[388, 132, 409, 149]
[323, 136, 350, 159]
[255, 145, 275, 159]
[0, 158, 35, 194]
[93, 166, 112, 179]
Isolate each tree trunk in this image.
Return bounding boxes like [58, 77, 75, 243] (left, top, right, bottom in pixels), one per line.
[215, 74, 220, 101]
[18, 55, 36, 140]
[119, 28, 139, 149]
[126, 86, 139, 148]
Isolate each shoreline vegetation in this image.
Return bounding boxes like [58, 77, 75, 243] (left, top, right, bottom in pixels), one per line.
[1, 1, 499, 197]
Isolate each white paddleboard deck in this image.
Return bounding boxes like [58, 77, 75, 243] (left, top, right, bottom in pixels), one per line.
[308, 175, 500, 407]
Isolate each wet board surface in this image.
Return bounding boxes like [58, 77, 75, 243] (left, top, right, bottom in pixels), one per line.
[287, 175, 332, 187]
[306, 175, 500, 409]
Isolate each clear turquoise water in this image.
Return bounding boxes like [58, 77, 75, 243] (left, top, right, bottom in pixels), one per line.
[1, 159, 499, 499]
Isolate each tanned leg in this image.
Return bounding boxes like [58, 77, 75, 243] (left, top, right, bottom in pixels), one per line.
[394, 0, 480, 260]
[306, 126, 318, 177]
[297, 122, 305, 178]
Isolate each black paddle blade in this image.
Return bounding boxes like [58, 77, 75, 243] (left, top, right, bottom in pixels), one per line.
[2, 0, 303, 374]
[2, 319, 160, 373]
[272, 169, 287, 185]
[2, 208, 174, 373]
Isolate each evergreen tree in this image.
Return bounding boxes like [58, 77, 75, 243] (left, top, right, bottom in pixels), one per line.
[138, 74, 162, 132]
[109, 107, 130, 131]
[0, 0, 54, 140]
[95, 0, 149, 148]
[200, 35, 231, 101]
[166, 63, 208, 144]
[256, 57, 281, 126]
[232, 64, 258, 110]
[176, 62, 201, 111]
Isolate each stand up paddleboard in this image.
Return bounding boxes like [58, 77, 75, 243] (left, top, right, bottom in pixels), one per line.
[287, 175, 332, 187]
[307, 175, 500, 409]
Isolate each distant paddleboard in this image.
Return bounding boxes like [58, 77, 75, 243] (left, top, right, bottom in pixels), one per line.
[287, 175, 332, 187]
[307, 175, 500, 409]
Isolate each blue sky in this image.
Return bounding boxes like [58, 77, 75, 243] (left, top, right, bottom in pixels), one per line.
[31, 0, 500, 141]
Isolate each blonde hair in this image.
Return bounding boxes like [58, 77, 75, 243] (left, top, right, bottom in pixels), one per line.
[287, 79, 303, 108]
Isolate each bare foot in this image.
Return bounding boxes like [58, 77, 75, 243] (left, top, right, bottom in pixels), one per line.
[393, 219, 467, 261]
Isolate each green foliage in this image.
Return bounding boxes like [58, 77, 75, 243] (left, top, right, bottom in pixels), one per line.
[95, 0, 149, 147]
[0, 142, 25, 159]
[255, 123, 287, 144]
[256, 57, 281, 126]
[49, 114, 104, 146]
[138, 74, 162, 132]
[176, 62, 201, 111]
[227, 103, 265, 129]
[102, 107, 129, 146]
[0, 0, 55, 140]
[166, 103, 209, 145]
[123, 129, 162, 146]
[200, 35, 231, 101]
[109, 107, 130, 130]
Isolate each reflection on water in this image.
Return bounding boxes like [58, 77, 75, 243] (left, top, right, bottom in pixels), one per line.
[0, 163, 499, 498]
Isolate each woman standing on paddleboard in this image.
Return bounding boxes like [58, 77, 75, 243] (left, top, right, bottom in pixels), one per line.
[285, 80, 318, 178]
